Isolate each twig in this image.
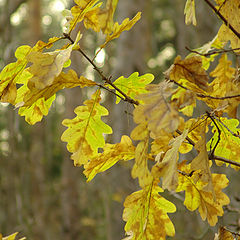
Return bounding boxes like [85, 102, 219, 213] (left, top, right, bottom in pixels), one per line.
[206, 111, 221, 158]
[185, 46, 240, 57]
[63, 33, 139, 106]
[169, 79, 240, 100]
[176, 129, 195, 146]
[212, 155, 240, 168]
[203, 0, 240, 40]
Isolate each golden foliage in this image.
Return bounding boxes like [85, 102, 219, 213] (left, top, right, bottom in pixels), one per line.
[123, 180, 176, 240]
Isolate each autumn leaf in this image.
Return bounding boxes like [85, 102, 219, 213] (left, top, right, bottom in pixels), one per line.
[133, 81, 179, 138]
[184, 0, 196, 26]
[177, 162, 230, 226]
[84, 135, 135, 181]
[151, 129, 189, 191]
[1, 232, 26, 240]
[123, 180, 176, 240]
[69, 0, 101, 34]
[190, 120, 213, 192]
[214, 227, 235, 240]
[207, 117, 240, 169]
[101, 12, 141, 49]
[61, 90, 112, 166]
[216, 0, 240, 52]
[0, 45, 32, 104]
[166, 55, 209, 91]
[111, 72, 154, 104]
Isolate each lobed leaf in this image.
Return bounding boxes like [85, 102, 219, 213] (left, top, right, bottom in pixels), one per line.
[111, 72, 154, 104]
[123, 180, 176, 240]
[61, 90, 112, 166]
[177, 162, 230, 226]
[84, 135, 135, 181]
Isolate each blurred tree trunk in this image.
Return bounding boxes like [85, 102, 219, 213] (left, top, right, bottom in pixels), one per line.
[27, 1, 46, 239]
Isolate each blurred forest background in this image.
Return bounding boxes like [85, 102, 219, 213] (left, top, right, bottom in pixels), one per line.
[0, 0, 239, 239]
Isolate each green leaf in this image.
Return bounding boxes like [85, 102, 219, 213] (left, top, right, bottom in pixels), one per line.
[61, 89, 112, 166]
[112, 72, 154, 104]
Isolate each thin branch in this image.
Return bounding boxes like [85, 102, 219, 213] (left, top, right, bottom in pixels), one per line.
[212, 155, 240, 168]
[206, 111, 221, 158]
[176, 129, 195, 146]
[185, 46, 240, 57]
[203, 0, 240, 40]
[63, 33, 139, 106]
[169, 79, 240, 100]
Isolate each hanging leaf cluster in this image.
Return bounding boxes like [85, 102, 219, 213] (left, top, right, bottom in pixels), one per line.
[1, 0, 240, 239]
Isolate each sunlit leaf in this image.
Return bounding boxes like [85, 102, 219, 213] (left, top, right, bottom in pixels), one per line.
[101, 12, 141, 49]
[177, 162, 230, 226]
[2, 232, 26, 240]
[123, 179, 176, 240]
[84, 135, 135, 181]
[61, 90, 112, 166]
[184, 0, 196, 26]
[111, 72, 154, 104]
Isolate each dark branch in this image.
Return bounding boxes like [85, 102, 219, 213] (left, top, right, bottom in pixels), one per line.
[212, 155, 240, 168]
[63, 33, 139, 106]
[203, 0, 240, 40]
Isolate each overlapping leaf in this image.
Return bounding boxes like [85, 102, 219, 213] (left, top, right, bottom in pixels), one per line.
[133, 81, 179, 138]
[214, 227, 236, 240]
[166, 55, 209, 91]
[177, 162, 230, 226]
[216, 0, 240, 52]
[123, 179, 176, 240]
[111, 72, 154, 104]
[207, 117, 240, 169]
[84, 135, 135, 181]
[61, 90, 112, 166]
[184, 0, 196, 26]
[151, 129, 188, 191]
[69, 0, 101, 33]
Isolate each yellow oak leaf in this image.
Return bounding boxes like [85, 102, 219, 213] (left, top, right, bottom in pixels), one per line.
[207, 117, 240, 170]
[191, 120, 213, 192]
[69, 0, 101, 33]
[167, 55, 209, 91]
[134, 81, 179, 138]
[123, 179, 176, 240]
[151, 129, 189, 191]
[177, 162, 230, 226]
[84, 135, 135, 181]
[214, 227, 235, 240]
[83, 0, 118, 34]
[101, 12, 141, 49]
[184, 0, 196, 26]
[111, 72, 154, 104]
[2, 232, 26, 240]
[216, 0, 240, 52]
[61, 90, 112, 166]
[0, 45, 32, 104]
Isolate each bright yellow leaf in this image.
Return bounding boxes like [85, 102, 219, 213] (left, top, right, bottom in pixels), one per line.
[84, 135, 135, 181]
[177, 162, 230, 226]
[2, 232, 26, 240]
[123, 179, 176, 240]
[61, 90, 112, 166]
[101, 12, 141, 49]
[184, 0, 196, 26]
